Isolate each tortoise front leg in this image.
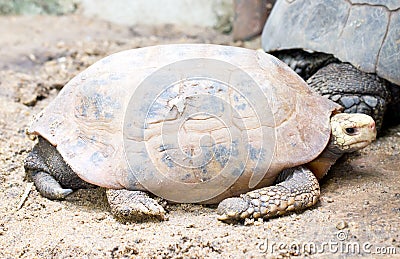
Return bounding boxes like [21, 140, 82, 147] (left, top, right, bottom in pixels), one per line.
[217, 166, 320, 223]
[307, 62, 390, 131]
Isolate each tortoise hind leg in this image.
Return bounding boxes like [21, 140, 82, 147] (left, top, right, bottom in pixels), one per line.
[217, 166, 320, 223]
[24, 137, 95, 200]
[307, 62, 390, 131]
[106, 189, 166, 222]
[24, 147, 73, 199]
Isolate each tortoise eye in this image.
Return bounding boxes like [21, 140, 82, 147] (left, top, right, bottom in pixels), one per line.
[345, 127, 356, 135]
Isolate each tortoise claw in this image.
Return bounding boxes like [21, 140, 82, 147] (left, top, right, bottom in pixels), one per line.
[106, 189, 166, 222]
[217, 197, 249, 222]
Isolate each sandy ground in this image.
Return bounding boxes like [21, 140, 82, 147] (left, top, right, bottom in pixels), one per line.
[0, 15, 399, 258]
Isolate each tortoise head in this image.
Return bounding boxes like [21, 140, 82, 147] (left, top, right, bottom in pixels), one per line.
[329, 113, 377, 153]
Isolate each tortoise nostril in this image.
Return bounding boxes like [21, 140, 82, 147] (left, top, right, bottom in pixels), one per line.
[370, 121, 376, 130]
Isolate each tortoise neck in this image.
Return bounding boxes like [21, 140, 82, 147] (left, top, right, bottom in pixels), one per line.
[306, 143, 343, 180]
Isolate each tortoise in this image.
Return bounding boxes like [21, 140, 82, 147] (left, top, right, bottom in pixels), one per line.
[24, 44, 376, 222]
[261, 0, 400, 130]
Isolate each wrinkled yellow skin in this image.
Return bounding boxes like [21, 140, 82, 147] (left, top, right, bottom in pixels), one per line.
[330, 113, 376, 152]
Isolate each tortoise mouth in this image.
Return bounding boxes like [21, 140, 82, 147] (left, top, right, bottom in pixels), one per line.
[359, 140, 372, 146]
[349, 139, 373, 151]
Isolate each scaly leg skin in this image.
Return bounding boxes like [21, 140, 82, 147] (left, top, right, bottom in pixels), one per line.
[271, 49, 336, 80]
[307, 63, 390, 131]
[274, 50, 390, 131]
[24, 137, 95, 200]
[30, 171, 73, 199]
[106, 189, 166, 222]
[217, 166, 320, 223]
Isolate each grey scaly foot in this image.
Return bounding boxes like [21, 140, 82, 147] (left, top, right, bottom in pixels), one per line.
[217, 166, 320, 223]
[106, 189, 166, 222]
[30, 171, 73, 199]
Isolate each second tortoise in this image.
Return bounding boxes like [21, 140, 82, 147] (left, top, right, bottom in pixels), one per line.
[262, 0, 400, 130]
